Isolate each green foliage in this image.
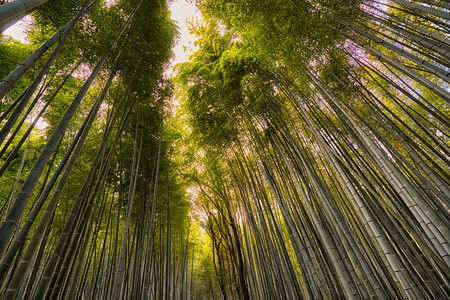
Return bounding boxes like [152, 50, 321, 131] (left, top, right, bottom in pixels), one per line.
[0, 37, 35, 105]
[176, 21, 271, 148]
[197, 0, 360, 71]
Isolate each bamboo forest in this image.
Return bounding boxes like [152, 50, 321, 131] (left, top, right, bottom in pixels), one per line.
[0, 0, 449, 299]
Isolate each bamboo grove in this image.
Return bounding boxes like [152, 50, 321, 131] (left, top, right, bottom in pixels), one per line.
[0, 0, 449, 299]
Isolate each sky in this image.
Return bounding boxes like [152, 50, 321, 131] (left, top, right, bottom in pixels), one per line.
[3, 14, 32, 43]
[167, 0, 201, 75]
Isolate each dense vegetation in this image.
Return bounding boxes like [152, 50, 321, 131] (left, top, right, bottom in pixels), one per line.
[0, 0, 448, 299]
